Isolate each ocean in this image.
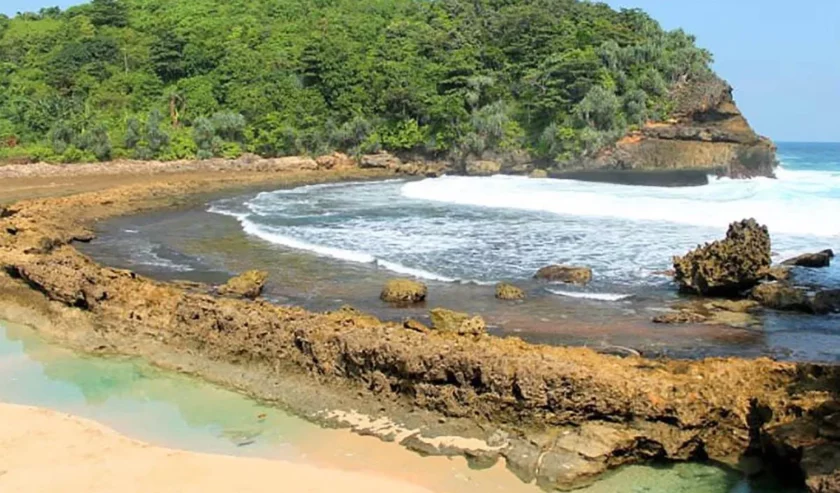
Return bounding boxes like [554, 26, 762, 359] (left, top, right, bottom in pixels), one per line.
[209, 142, 840, 298]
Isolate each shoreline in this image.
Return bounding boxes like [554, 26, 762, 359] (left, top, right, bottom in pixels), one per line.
[0, 159, 838, 491]
[0, 402, 439, 493]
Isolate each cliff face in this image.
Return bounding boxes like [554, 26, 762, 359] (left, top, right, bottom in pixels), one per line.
[565, 76, 777, 178]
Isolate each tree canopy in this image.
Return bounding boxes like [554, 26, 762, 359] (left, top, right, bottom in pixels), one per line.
[0, 0, 713, 164]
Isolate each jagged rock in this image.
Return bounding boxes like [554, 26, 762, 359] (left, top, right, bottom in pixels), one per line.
[673, 219, 771, 296]
[465, 160, 501, 176]
[380, 278, 427, 303]
[403, 318, 430, 333]
[315, 152, 356, 170]
[534, 265, 592, 285]
[429, 308, 486, 336]
[361, 152, 402, 170]
[811, 290, 840, 314]
[218, 270, 268, 299]
[495, 282, 525, 300]
[750, 282, 810, 312]
[652, 310, 707, 324]
[782, 249, 834, 268]
[528, 169, 548, 178]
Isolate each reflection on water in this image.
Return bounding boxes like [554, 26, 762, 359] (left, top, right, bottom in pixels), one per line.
[0, 321, 801, 493]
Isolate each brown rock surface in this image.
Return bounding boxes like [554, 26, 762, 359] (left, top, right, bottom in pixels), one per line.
[380, 279, 428, 304]
[534, 265, 592, 285]
[429, 308, 486, 336]
[750, 282, 811, 312]
[782, 250, 834, 268]
[495, 283, 525, 300]
[465, 161, 502, 176]
[218, 270, 268, 299]
[812, 290, 840, 315]
[316, 152, 357, 170]
[673, 219, 771, 296]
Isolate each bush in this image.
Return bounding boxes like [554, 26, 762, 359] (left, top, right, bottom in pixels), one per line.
[60, 145, 97, 163]
[159, 128, 198, 160]
[218, 141, 243, 159]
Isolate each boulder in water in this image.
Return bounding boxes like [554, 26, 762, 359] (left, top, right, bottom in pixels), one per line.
[218, 270, 268, 299]
[429, 308, 486, 336]
[495, 282, 525, 300]
[811, 289, 840, 314]
[380, 278, 427, 303]
[673, 219, 771, 296]
[534, 265, 592, 285]
[750, 282, 810, 312]
[528, 169, 548, 179]
[760, 265, 792, 282]
[782, 249, 834, 268]
[652, 310, 707, 324]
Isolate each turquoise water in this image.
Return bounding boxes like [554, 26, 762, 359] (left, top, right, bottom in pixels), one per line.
[0, 321, 803, 492]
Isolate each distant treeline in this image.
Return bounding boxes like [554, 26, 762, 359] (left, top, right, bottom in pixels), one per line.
[0, 0, 713, 163]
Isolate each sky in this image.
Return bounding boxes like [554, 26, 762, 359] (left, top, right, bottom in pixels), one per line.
[2, 1, 838, 142]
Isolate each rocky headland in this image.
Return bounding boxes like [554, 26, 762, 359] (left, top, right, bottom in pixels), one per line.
[0, 159, 837, 492]
[558, 75, 778, 179]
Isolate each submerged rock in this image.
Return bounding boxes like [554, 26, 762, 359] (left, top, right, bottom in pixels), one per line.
[380, 278, 427, 304]
[812, 289, 840, 314]
[782, 249, 834, 268]
[218, 270, 268, 299]
[534, 265, 592, 285]
[673, 219, 771, 296]
[429, 308, 486, 336]
[750, 282, 810, 312]
[653, 310, 707, 324]
[495, 282, 525, 300]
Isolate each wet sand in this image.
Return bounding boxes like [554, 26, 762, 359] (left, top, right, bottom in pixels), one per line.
[0, 403, 440, 493]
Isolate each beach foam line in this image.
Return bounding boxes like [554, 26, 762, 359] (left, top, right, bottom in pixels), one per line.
[210, 206, 461, 283]
[546, 289, 632, 302]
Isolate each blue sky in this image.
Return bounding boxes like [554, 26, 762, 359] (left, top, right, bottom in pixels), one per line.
[2, 1, 838, 142]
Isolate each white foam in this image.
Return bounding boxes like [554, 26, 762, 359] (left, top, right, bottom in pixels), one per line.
[400, 170, 840, 238]
[374, 259, 457, 282]
[546, 289, 632, 302]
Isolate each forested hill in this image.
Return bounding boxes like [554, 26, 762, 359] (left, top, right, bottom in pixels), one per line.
[0, 0, 715, 164]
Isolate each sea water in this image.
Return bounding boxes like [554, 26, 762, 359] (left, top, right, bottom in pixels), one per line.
[0, 321, 802, 492]
[208, 142, 840, 297]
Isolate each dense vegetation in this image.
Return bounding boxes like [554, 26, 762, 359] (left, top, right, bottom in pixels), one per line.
[0, 0, 713, 164]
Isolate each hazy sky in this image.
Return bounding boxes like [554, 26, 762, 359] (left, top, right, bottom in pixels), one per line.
[2, 0, 838, 142]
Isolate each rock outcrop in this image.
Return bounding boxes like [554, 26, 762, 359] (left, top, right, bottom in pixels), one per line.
[495, 282, 525, 300]
[218, 270, 268, 299]
[562, 75, 777, 178]
[429, 308, 486, 336]
[673, 219, 771, 296]
[812, 290, 840, 314]
[534, 265, 592, 285]
[782, 250, 834, 268]
[380, 278, 428, 304]
[750, 282, 811, 312]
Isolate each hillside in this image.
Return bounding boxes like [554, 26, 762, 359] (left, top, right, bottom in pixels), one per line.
[0, 0, 774, 175]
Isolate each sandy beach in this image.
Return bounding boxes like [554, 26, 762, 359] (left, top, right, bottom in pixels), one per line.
[0, 402, 438, 493]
